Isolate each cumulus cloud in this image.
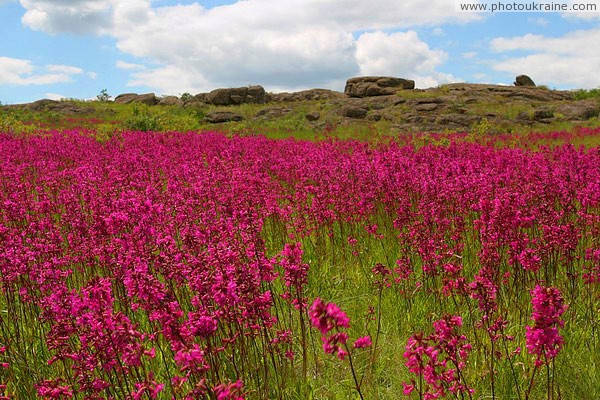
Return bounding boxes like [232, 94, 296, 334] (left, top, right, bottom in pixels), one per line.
[355, 31, 455, 88]
[20, 0, 114, 34]
[0, 56, 84, 85]
[491, 29, 600, 88]
[15, 0, 473, 93]
[127, 65, 211, 94]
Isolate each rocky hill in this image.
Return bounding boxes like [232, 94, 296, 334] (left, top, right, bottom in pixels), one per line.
[4, 75, 600, 135]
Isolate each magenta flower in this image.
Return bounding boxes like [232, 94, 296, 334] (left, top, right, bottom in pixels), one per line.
[403, 315, 473, 399]
[525, 285, 567, 366]
[309, 298, 350, 335]
[353, 336, 372, 349]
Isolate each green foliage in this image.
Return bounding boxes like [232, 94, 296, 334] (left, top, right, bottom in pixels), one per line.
[471, 117, 492, 136]
[573, 88, 600, 100]
[0, 111, 37, 134]
[125, 105, 162, 132]
[96, 89, 111, 102]
[180, 92, 193, 105]
[94, 123, 120, 142]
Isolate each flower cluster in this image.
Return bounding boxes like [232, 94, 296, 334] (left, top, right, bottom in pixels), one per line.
[525, 285, 567, 366]
[309, 298, 351, 359]
[404, 315, 473, 398]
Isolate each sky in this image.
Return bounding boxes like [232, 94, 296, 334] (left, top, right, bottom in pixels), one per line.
[1, 0, 600, 104]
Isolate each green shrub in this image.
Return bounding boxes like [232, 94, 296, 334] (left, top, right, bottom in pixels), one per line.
[573, 88, 600, 100]
[125, 106, 162, 132]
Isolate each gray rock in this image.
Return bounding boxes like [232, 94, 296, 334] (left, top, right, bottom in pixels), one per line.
[26, 99, 60, 110]
[533, 109, 554, 121]
[305, 111, 321, 121]
[246, 85, 267, 103]
[205, 111, 244, 123]
[436, 114, 481, 126]
[442, 83, 572, 101]
[556, 101, 600, 120]
[255, 107, 292, 119]
[135, 93, 159, 106]
[415, 103, 439, 112]
[269, 89, 344, 102]
[206, 86, 266, 106]
[25, 99, 92, 114]
[114, 93, 158, 105]
[367, 112, 394, 122]
[340, 105, 368, 119]
[414, 98, 445, 105]
[345, 76, 415, 98]
[158, 96, 183, 106]
[192, 93, 208, 104]
[350, 95, 406, 110]
[114, 93, 139, 104]
[515, 75, 536, 87]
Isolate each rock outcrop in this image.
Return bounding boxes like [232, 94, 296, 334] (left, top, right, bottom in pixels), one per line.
[340, 105, 368, 119]
[206, 85, 266, 106]
[114, 93, 158, 105]
[255, 107, 293, 119]
[158, 96, 183, 106]
[555, 100, 600, 121]
[305, 111, 321, 121]
[269, 89, 344, 102]
[205, 111, 244, 123]
[345, 76, 415, 98]
[515, 75, 536, 87]
[24, 99, 93, 115]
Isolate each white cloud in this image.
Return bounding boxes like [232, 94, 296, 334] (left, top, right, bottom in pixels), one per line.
[20, 0, 114, 34]
[46, 64, 83, 74]
[355, 31, 455, 88]
[0, 56, 84, 85]
[462, 51, 477, 59]
[116, 60, 146, 70]
[127, 65, 211, 94]
[17, 0, 477, 93]
[491, 29, 600, 88]
[45, 92, 66, 100]
[87, 71, 98, 79]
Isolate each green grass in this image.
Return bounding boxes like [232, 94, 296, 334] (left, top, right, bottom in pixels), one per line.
[3, 94, 600, 141]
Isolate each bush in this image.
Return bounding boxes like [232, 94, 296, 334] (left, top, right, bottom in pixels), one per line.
[125, 106, 162, 132]
[573, 88, 600, 100]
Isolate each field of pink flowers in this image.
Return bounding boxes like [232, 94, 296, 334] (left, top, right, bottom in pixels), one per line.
[1, 128, 600, 399]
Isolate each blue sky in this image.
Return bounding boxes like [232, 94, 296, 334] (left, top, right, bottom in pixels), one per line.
[1, 0, 599, 104]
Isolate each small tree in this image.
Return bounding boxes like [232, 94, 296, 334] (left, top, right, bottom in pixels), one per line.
[180, 92, 193, 105]
[97, 89, 111, 102]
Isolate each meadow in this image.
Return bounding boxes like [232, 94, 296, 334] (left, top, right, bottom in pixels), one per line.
[1, 126, 600, 399]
